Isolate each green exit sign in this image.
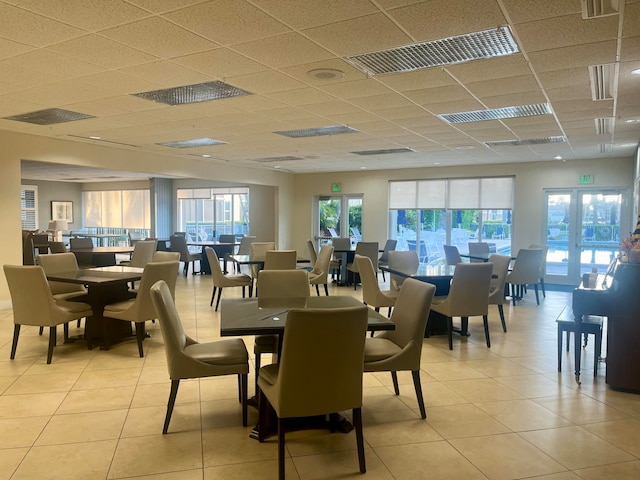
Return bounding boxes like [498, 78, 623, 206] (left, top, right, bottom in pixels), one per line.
[331, 183, 341, 192]
[578, 174, 594, 184]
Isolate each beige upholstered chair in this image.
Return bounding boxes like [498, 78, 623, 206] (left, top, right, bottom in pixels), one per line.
[205, 247, 252, 311]
[443, 244, 462, 265]
[364, 278, 435, 418]
[48, 241, 68, 253]
[37, 252, 87, 301]
[506, 248, 546, 306]
[347, 241, 379, 289]
[529, 243, 550, 298]
[254, 269, 310, 392]
[388, 250, 419, 293]
[69, 237, 94, 267]
[263, 250, 297, 270]
[309, 245, 333, 296]
[430, 263, 493, 350]
[306, 239, 318, 267]
[103, 261, 180, 356]
[329, 237, 350, 282]
[150, 280, 249, 434]
[229, 235, 255, 273]
[487, 254, 512, 332]
[152, 251, 180, 262]
[257, 306, 368, 479]
[377, 239, 397, 281]
[249, 242, 276, 295]
[355, 254, 396, 316]
[169, 235, 201, 275]
[120, 239, 157, 268]
[3, 265, 93, 364]
[468, 242, 490, 262]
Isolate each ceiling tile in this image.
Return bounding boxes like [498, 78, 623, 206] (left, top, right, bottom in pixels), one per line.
[537, 67, 591, 89]
[377, 68, 456, 92]
[119, 61, 211, 87]
[349, 93, 416, 111]
[226, 71, 307, 94]
[266, 88, 336, 106]
[467, 75, 540, 97]
[620, 35, 640, 62]
[48, 35, 159, 69]
[319, 79, 395, 99]
[172, 48, 270, 78]
[501, 0, 580, 23]
[0, 37, 35, 61]
[528, 41, 618, 72]
[126, 0, 212, 14]
[480, 92, 547, 108]
[279, 58, 366, 85]
[251, 0, 379, 29]
[446, 54, 531, 83]
[404, 85, 475, 105]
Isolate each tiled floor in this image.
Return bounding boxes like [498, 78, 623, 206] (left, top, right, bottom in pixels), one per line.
[1, 273, 639, 479]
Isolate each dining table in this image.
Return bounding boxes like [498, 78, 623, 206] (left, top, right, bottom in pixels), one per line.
[70, 245, 135, 267]
[45, 265, 143, 349]
[186, 240, 239, 274]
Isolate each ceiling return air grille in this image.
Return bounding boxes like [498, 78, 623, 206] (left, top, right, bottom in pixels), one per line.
[581, 0, 620, 19]
[344, 26, 518, 75]
[274, 125, 358, 138]
[253, 156, 303, 163]
[595, 117, 615, 135]
[484, 136, 566, 147]
[133, 81, 251, 106]
[439, 103, 552, 124]
[4, 108, 94, 125]
[599, 143, 613, 153]
[589, 64, 617, 101]
[351, 148, 415, 155]
[158, 138, 226, 148]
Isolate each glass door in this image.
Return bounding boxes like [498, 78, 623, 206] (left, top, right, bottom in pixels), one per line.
[544, 189, 626, 285]
[315, 195, 363, 249]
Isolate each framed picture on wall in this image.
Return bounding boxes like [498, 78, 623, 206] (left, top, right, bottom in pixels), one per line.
[51, 201, 73, 223]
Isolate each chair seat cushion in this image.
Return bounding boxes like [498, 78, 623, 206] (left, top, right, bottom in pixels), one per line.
[55, 298, 93, 315]
[258, 363, 279, 386]
[184, 338, 248, 365]
[364, 337, 401, 363]
[255, 334, 278, 346]
[103, 298, 135, 314]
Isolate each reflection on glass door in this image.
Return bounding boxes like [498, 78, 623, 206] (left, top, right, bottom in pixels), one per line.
[315, 195, 363, 249]
[544, 189, 626, 285]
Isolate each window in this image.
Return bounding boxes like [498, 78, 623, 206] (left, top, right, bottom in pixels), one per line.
[20, 185, 38, 230]
[83, 190, 150, 230]
[389, 177, 513, 263]
[177, 187, 249, 241]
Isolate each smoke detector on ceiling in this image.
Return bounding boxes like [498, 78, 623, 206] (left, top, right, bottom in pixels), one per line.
[307, 69, 345, 80]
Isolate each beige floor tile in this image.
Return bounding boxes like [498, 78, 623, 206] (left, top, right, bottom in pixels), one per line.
[200, 398, 258, 429]
[57, 385, 136, 414]
[0, 392, 67, 419]
[476, 399, 573, 431]
[363, 408, 442, 446]
[462, 357, 537, 377]
[4, 371, 81, 394]
[200, 375, 246, 401]
[121, 403, 202, 437]
[583, 418, 640, 457]
[204, 459, 298, 480]
[108, 431, 203, 478]
[12, 440, 117, 480]
[131, 380, 200, 408]
[533, 393, 630, 425]
[574, 460, 640, 479]
[73, 367, 142, 390]
[362, 390, 414, 414]
[422, 361, 487, 381]
[0, 416, 49, 448]
[494, 374, 578, 398]
[425, 403, 511, 439]
[509, 355, 563, 374]
[520, 426, 635, 470]
[122, 470, 204, 480]
[374, 440, 487, 479]
[0, 448, 29, 480]
[35, 409, 127, 445]
[423, 381, 470, 407]
[0, 374, 18, 394]
[516, 473, 581, 480]
[293, 448, 393, 479]
[202, 425, 278, 466]
[451, 433, 566, 479]
[283, 426, 367, 457]
[444, 378, 524, 402]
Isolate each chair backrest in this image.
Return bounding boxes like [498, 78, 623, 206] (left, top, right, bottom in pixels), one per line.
[150, 280, 192, 380]
[310, 245, 334, 280]
[250, 242, 276, 276]
[378, 239, 397, 263]
[22, 234, 35, 265]
[237, 236, 256, 255]
[529, 243, 549, 277]
[381, 278, 436, 364]
[263, 250, 297, 270]
[443, 245, 462, 265]
[274, 306, 368, 417]
[352, 242, 379, 272]
[70, 237, 94, 249]
[354, 254, 384, 305]
[487, 254, 512, 304]
[169, 235, 189, 261]
[205, 247, 226, 284]
[257, 269, 309, 308]
[3, 265, 59, 326]
[128, 231, 144, 246]
[306, 239, 318, 266]
[388, 250, 419, 292]
[37, 252, 85, 296]
[48, 241, 67, 253]
[128, 240, 158, 268]
[468, 242, 490, 262]
[509, 248, 545, 284]
[446, 263, 493, 316]
[330, 237, 351, 252]
[152, 251, 180, 262]
[218, 234, 236, 243]
[125, 261, 180, 320]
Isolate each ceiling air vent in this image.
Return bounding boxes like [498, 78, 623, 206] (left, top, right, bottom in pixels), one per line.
[581, 0, 620, 19]
[595, 117, 615, 135]
[253, 156, 303, 163]
[158, 138, 226, 148]
[133, 81, 251, 106]
[344, 26, 518, 76]
[589, 64, 617, 101]
[599, 143, 613, 153]
[351, 148, 415, 155]
[439, 103, 552, 124]
[274, 125, 358, 138]
[4, 108, 94, 125]
[484, 136, 566, 147]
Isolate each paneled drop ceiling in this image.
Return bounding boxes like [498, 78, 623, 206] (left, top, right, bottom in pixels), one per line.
[3, 0, 640, 180]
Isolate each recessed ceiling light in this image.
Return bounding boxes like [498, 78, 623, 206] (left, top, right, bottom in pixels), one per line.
[455, 145, 474, 150]
[360, 166, 367, 170]
[625, 118, 640, 123]
[307, 68, 345, 80]
[89, 135, 101, 140]
[631, 68, 640, 75]
[202, 154, 211, 158]
[434, 162, 441, 165]
[158, 138, 226, 148]
[273, 165, 281, 169]
[554, 155, 563, 160]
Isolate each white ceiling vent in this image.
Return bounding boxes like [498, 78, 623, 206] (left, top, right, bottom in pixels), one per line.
[345, 27, 518, 76]
[274, 125, 358, 138]
[133, 81, 251, 106]
[581, 0, 620, 19]
[253, 156, 303, 163]
[158, 138, 226, 148]
[599, 143, 613, 153]
[594, 117, 615, 135]
[351, 148, 415, 155]
[4, 108, 94, 125]
[438, 103, 552, 124]
[589, 63, 618, 100]
[484, 136, 566, 147]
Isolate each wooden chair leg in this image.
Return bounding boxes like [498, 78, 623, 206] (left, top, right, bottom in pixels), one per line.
[534, 285, 540, 305]
[215, 288, 223, 311]
[411, 370, 427, 419]
[240, 373, 248, 427]
[483, 315, 491, 347]
[135, 322, 145, 357]
[39, 326, 44, 336]
[10, 324, 20, 359]
[391, 371, 400, 395]
[498, 304, 507, 332]
[315, 284, 320, 296]
[210, 286, 217, 306]
[47, 326, 56, 364]
[324, 283, 329, 296]
[254, 353, 262, 397]
[353, 407, 366, 473]
[448, 317, 453, 350]
[163, 379, 180, 434]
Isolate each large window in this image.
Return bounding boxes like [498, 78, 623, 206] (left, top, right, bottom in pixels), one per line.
[177, 187, 249, 241]
[389, 177, 514, 264]
[20, 185, 38, 230]
[83, 189, 150, 230]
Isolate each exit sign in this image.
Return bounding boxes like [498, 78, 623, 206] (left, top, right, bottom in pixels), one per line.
[578, 174, 594, 184]
[331, 183, 341, 192]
